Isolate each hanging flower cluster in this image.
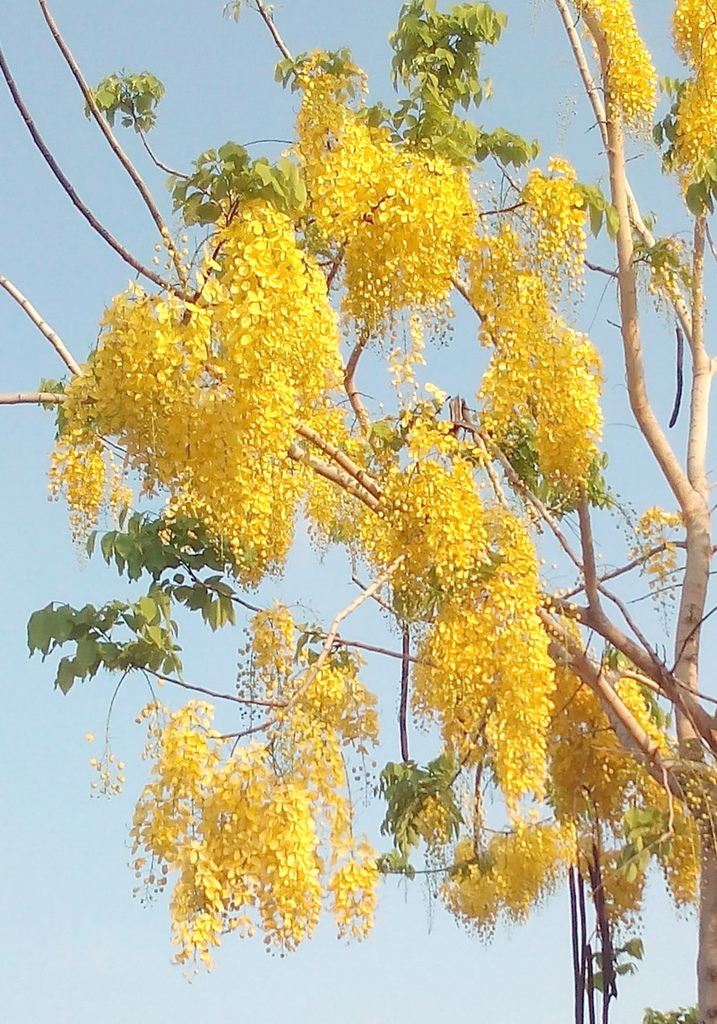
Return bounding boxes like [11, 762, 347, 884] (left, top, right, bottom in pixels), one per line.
[296, 63, 477, 335]
[470, 224, 603, 490]
[576, 0, 657, 125]
[50, 201, 344, 581]
[131, 603, 380, 967]
[673, 0, 717, 174]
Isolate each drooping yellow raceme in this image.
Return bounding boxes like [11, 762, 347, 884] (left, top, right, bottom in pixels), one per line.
[470, 224, 603, 490]
[673, 0, 717, 175]
[413, 508, 555, 808]
[521, 158, 587, 295]
[51, 201, 345, 580]
[132, 604, 380, 966]
[442, 822, 576, 939]
[575, 0, 657, 125]
[296, 66, 477, 335]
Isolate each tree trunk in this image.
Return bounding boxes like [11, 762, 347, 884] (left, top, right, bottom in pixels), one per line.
[699, 845, 717, 1021]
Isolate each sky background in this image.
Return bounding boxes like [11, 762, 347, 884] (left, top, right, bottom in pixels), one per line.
[0, 1, 705, 1021]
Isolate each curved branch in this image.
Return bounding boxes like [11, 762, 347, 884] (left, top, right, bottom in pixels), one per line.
[0, 274, 81, 375]
[344, 334, 371, 432]
[0, 42, 180, 296]
[37, 0, 189, 292]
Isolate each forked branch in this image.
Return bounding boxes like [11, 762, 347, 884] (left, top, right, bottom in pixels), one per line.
[0, 42, 179, 296]
[37, 0, 189, 292]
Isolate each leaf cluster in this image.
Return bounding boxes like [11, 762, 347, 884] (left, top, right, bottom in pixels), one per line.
[360, 0, 537, 167]
[590, 937, 644, 993]
[169, 143, 306, 225]
[377, 753, 463, 861]
[642, 1008, 698, 1024]
[500, 420, 612, 516]
[28, 589, 181, 694]
[88, 71, 165, 133]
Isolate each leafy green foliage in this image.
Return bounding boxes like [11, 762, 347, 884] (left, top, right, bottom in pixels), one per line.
[377, 753, 463, 862]
[90, 512, 244, 631]
[473, 126, 539, 169]
[88, 71, 165, 133]
[500, 420, 612, 515]
[575, 182, 619, 239]
[27, 589, 181, 694]
[617, 806, 672, 883]
[591, 937, 644, 993]
[643, 1008, 698, 1024]
[169, 142, 307, 225]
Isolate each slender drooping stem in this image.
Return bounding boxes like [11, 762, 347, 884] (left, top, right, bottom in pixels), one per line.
[0, 275, 81, 375]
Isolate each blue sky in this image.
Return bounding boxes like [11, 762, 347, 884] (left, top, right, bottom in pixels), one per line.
[0, 1, 702, 1021]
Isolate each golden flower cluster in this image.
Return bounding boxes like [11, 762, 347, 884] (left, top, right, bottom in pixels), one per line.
[521, 158, 587, 294]
[296, 66, 477, 335]
[442, 823, 576, 939]
[576, 0, 657, 125]
[631, 505, 684, 594]
[673, 0, 717, 174]
[51, 201, 345, 578]
[132, 605, 380, 966]
[470, 225, 603, 490]
[412, 509, 555, 808]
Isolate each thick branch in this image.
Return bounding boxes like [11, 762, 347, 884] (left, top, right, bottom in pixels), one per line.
[587, 21, 693, 512]
[37, 0, 188, 291]
[296, 422, 381, 499]
[0, 42, 179, 296]
[0, 274, 81, 375]
[287, 442, 380, 511]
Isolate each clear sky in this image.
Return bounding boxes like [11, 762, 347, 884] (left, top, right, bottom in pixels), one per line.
[0, 1, 702, 1021]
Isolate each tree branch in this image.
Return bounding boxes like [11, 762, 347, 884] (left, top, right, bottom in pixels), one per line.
[37, 0, 189, 292]
[0, 42, 180, 296]
[0, 274, 82, 375]
[253, 0, 293, 61]
[296, 422, 381, 499]
[287, 442, 380, 511]
[0, 391, 65, 405]
[344, 334, 371, 433]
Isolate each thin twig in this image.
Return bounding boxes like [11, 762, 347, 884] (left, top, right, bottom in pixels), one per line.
[141, 667, 286, 708]
[0, 274, 82, 375]
[584, 259, 618, 279]
[253, 0, 293, 60]
[138, 130, 189, 179]
[0, 42, 178, 296]
[220, 556, 405, 740]
[37, 0, 189, 291]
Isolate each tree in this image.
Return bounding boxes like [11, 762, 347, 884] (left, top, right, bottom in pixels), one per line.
[2, 0, 716, 1019]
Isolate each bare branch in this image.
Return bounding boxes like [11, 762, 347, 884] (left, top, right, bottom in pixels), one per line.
[0, 274, 82, 375]
[287, 442, 380, 511]
[253, 0, 293, 60]
[296, 422, 381, 499]
[142, 667, 286, 708]
[344, 334, 371, 432]
[137, 129, 188, 179]
[0, 42, 180, 296]
[584, 259, 618, 279]
[37, 0, 189, 292]
[399, 626, 410, 762]
[0, 391, 65, 405]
